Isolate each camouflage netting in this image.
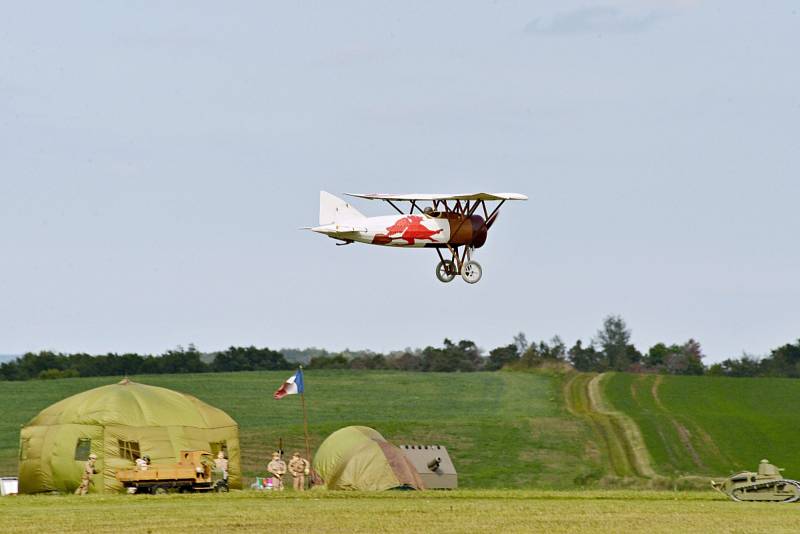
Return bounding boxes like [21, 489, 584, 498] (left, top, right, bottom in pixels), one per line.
[18, 379, 241, 493]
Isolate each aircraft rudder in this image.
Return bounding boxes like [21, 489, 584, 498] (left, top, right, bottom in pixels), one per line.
[319, 190, 364, 225]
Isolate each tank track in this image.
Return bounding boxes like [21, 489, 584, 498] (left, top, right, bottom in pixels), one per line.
[730, 479, 800, 503]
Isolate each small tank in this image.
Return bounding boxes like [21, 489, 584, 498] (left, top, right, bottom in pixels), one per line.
[711, 459, 800, 503]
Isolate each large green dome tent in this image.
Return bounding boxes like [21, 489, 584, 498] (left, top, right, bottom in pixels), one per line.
[18, 379, 240, 493]
[312, 426, 424, 491]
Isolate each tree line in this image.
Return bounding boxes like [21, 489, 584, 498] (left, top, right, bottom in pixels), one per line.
[2, 315, 798, 380]
[0, 345, 291, 381]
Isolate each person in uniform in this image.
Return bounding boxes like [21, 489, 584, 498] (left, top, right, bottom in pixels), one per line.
[267, 451, 287, 490]
[215, 451, 229, 481]
[288, 451, 310, 491]
[75, 453, 97, 495]
[135, 455, 150, 471]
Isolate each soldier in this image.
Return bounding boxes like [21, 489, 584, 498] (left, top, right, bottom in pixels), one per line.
[267, 451, 287, 490]
[215, 451, 229, 481]
[135, 455, 150, 471]
[288, 451, 310, 491]
[74, 453, 97, 495]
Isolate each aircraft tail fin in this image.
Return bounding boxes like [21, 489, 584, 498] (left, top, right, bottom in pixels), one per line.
[319, 191, 365, 225]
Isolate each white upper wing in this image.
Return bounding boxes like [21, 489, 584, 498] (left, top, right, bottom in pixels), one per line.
[345, 192, 528, 201]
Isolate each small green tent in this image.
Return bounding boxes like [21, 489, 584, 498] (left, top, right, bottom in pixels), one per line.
[312, 426, 424, 491]
[18, 379, 240, 493]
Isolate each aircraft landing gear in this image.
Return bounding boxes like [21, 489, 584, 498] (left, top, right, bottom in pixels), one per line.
[435, 260, 457, 283]
[435, 246, 482, 284]
[461, 260, 482, 284]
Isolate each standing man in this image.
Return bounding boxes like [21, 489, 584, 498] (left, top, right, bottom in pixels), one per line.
[267, 451, 287, 490]
[75, 453, 97, 495]
[288, 451, 310, 491]
[215, 451, 229, 482]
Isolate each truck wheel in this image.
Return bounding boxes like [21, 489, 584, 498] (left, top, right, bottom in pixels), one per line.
[152, 486, 168, 495]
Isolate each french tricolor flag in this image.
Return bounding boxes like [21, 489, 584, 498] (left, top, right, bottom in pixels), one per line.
[273, 369, 304, 400]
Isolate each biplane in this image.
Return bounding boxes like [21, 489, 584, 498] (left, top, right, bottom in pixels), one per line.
[308, 191, 527, 283]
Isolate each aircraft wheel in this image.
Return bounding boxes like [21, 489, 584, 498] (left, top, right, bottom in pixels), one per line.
[435, 260, 457, 283]
[461, 261, 482, 284]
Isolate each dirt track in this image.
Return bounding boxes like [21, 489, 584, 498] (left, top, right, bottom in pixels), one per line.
[564, 373, 655, 478]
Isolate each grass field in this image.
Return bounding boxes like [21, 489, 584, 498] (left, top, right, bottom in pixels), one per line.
[602, 373, 800, 478]
[2, 490, 799, 533]
[0, 370, 603, 488]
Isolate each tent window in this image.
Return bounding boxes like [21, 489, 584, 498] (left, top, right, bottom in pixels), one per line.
[210, 441, 227, 457]
[74, 438, 92, 461]
[118, 440, 140, 461]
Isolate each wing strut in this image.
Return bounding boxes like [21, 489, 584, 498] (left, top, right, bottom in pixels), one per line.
[385, 200, 404, 215]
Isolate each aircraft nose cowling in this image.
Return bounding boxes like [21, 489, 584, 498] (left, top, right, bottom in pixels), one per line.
[447, 214, 488, 247]
[470, 215, 488, 248]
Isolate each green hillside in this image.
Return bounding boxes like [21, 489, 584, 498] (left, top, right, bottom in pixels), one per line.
[601, 373, 800, 478]
[9, 369, 795, 489]
[0, 370, 602, 488]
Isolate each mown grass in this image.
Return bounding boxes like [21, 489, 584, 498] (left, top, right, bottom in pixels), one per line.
[603, 373, 800, 478]
[2, 490, 799, 533]
[0, 370, 602, 488]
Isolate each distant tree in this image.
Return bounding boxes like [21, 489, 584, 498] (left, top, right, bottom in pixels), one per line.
[760, 340, 800, 378]
[386, 351, 424, 371]
[513, 333, 529, 356]
[594, 315, 640, 371]
[421, 339, 482, 372]
[38, 368, 79, 380]
[568, 340, 604, 372]
[645, 339, 705, 375]
[643, 343, 671, 369]
[158, 345, 208, 374]
[307, 355, 349, 369]
[719, 355, 762, 377]
[349, 353, 389, 370]
[486, 343, 519, 371]
[681, 338, 705, 375]
[279, 348, 330, 366]
[518, 336, 567, 368]
[211, 346, 291, 372]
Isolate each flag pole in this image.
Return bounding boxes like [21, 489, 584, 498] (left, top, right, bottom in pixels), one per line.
[299, 366, 311, 462]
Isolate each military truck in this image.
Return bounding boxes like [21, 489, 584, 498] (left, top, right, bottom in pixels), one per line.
[116, 450, 227, 494]
[711, 459, 800, 503]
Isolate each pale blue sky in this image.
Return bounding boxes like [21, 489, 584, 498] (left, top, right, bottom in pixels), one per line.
[1, 1, 798, 362]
